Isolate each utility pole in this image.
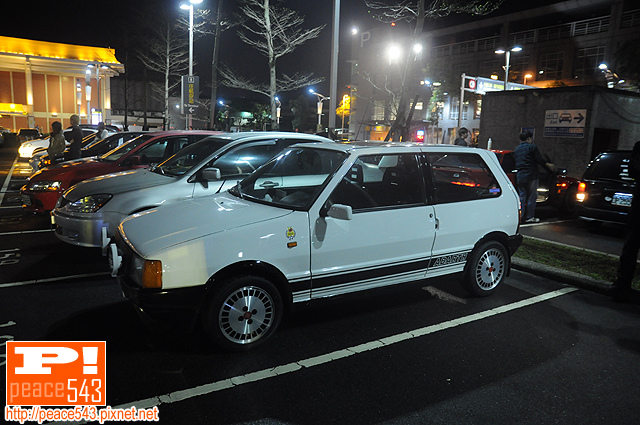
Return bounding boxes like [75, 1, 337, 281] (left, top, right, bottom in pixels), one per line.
[209, 0, 223, 129]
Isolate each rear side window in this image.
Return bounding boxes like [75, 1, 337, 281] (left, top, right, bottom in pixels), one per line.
[427, 152, 501, 203]
[212, 143, 280, 178]
[583, 152, 632, 182]
[329, 153, 425, 210]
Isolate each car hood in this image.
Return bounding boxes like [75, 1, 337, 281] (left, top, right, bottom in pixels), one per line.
[29, 158, 100, 180]
[65, 169, 171, 200]
[119, 192, 293, 256]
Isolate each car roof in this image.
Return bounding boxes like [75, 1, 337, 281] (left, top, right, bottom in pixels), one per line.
[200, 131, 332, 142]
[288, 140, 490, 154]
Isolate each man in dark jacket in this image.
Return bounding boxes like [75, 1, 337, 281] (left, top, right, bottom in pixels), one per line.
[514, 130, 555, 223]
[64, 114, 83, 160]
[612, 140, 640, 301]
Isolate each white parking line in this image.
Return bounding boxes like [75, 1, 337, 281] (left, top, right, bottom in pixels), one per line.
[0, 229, 53, 236]
[0, 272, 111, 288]
[0, 156, 19, 206]
[105, 287, 578, 413]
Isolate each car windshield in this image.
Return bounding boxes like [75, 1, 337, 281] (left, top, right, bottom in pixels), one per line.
[99, 134, 155, 163]
[584, 152, 633, 182]
[231, 146, 348, 210]
[153, 137, 230, 176]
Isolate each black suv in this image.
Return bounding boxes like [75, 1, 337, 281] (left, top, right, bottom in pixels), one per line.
[576, 150, 635, 224]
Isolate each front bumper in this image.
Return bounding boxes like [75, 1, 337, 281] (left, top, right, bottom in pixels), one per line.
[119, 276, 208, 329]
[21, 190, 62, 212]
[52, 210, 109, 248]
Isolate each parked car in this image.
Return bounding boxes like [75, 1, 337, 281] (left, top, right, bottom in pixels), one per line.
[576, 150, 635, 224]
[492, 149, 579, 214]
[0, 126, 10, 147]
[52, 132, 333, 249]
[79, 123, 120, 133]
[109, 142, 523, 350]
[32, 131, 147, 171]
[19, 128, 98, 159]
[20, 131, 219, 213]
[17, 128, 42, 143]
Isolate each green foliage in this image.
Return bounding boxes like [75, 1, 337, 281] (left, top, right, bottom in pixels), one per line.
[514, 237, 639, 287]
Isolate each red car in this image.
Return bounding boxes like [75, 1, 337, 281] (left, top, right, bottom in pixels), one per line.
[491, 149, 580, 214]
[21, 131, 220, 212]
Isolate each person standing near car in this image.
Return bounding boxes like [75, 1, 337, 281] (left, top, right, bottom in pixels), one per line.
[514, 130, 555, 223]
[65, 114, 82, 160]
[611, 140, 640, 301]
[95, 122, 108, 142]
[454, 127, 471, 146]
[47, 121, 65, 165]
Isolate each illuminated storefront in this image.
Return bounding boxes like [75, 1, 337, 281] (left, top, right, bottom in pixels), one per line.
[0, 36, 124, 132]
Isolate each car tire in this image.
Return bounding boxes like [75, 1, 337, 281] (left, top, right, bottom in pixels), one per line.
[560, 186, 578, 216]
[203, 275, 283, 351]
[463, 241, 508, 296]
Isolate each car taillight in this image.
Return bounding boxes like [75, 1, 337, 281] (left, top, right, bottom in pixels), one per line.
[576, 182, 587, 202]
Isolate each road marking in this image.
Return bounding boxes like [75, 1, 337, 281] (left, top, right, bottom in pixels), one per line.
[104, 287, 578, 413]
[520, 219, 572, 227]
[0, 229, 53, 236]
[0, 272, 111, 288]
[0, 156, 19, 206]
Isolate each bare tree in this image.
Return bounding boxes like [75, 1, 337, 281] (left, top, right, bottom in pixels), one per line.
[365, 0, 505, 141]
[220, 0, 325, 129]
[138, 10, 190, 130]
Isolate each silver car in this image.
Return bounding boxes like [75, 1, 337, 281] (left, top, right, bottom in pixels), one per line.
[51, 132, 333, 250]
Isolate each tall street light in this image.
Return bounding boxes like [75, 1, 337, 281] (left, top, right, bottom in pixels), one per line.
[495, 46, 522, 90]
[180, 0, 203, 129]
[309, 89, 329, 133]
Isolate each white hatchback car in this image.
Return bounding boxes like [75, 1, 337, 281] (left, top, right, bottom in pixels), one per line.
[110, 142, 523, 350]
[52, 132, 332, 249]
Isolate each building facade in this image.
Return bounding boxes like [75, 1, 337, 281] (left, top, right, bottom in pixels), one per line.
[349, 0, 639, 144]
[0, 36, 124, 132]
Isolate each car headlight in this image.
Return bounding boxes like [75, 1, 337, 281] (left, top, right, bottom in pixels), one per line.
[65, 194, 113, 213]
[29, 181, 62, 191]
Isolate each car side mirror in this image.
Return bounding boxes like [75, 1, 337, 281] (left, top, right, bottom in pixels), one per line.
[326, 204, 352, 220]
[201, 167, 221, 181]
[127, 155, 141, 166]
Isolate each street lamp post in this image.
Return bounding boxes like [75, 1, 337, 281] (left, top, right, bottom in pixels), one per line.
[309, 89, 329, 134]
[180, 0, 203, 129]
[495, 46, 522, 90]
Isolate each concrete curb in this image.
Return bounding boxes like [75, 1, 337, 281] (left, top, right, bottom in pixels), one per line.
[511, 257, 613, 294]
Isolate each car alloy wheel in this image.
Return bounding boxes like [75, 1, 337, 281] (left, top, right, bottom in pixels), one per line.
[205, 275, 283, 350]
[464, 241, 507, 296]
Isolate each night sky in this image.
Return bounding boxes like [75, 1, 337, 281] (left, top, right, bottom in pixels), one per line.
[1, 0, 543, 103]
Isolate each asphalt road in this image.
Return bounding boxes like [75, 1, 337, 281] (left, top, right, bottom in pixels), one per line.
[1, 147, 639, 425]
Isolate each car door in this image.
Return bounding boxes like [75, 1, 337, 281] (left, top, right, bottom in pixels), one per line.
[425, 151, 508, 277]
[191, 139, 281, 197]
[309, 152, 436, 299]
